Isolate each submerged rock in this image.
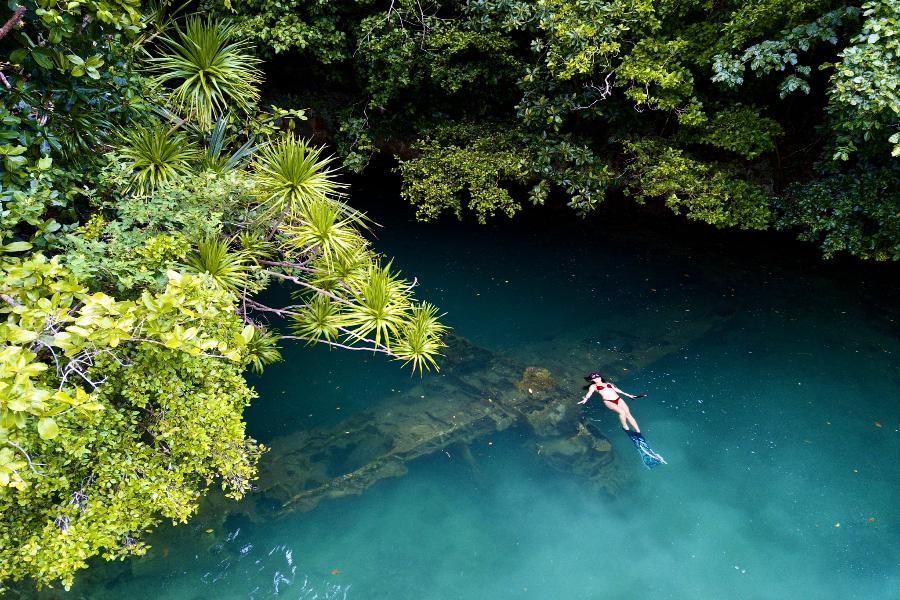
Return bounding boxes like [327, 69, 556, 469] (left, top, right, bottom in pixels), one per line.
[525, 391, 580, 437]
[534, 420, 624, 496]
[516, 366, 555, 393]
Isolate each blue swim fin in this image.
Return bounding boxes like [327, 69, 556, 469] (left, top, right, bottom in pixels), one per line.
[624, 429, 667, 469]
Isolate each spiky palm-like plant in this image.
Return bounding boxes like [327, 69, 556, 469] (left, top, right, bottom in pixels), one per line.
[280, 197, 366, 266]
[183, 238, 255, 294]
[342, 261, 412, 350]
[393, 302, 448, 373]
[202, 115, 256, 172]
[302, 248, 374, 294]
[57, 103, 113, 159]
[149, 18, 262, 128]
[117, 123, 198, 191]
[251, 136, 345, 224]
[244, 326, 282, 374]
[238, 229, 277, 263]
[292, 295, 344, 343]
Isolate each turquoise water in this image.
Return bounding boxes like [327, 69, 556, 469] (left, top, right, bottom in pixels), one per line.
[53, 202, 899, 599]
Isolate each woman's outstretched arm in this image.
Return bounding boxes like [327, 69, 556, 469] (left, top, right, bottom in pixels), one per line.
[579, 385, 596, 404]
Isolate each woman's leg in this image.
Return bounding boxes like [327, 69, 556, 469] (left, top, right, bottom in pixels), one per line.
[618, 400, 641, 433]
[625, 411, 640, 433]
[605, 400, 633, 431]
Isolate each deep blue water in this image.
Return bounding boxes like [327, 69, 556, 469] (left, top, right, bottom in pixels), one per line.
[54, 200, 899, 599]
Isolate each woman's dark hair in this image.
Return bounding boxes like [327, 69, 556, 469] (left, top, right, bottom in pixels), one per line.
[584, 372, 604, 382]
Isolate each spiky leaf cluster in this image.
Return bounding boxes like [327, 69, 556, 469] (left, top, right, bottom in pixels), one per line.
[248, 135, 447, 370]
[183, 237, 259, 295]
[251, 137, 346, 224]
[149, 18, 263, 128]
[116, 123, 200, 192]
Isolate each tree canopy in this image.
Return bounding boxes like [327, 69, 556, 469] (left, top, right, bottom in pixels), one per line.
[217, 0, 899, 260]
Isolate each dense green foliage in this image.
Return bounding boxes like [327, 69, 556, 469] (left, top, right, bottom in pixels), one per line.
[217, 0, 900, 260]
[0, 259, 260, 584]
[397, 124, 535, 223]
[0, 0, 445, 589]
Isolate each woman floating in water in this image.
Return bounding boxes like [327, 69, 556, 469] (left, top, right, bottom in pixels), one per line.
[579, 372, 643, 431]
[579, 372, 666, 468]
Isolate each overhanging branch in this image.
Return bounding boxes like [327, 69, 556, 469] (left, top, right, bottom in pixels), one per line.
[0, 5, 26, 41]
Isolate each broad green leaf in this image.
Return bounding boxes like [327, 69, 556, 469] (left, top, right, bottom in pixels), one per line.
[6, 326, 39, 344]
[37, 417, 60, 440]
[31, 48, 54, 69]
[2, 241, 32, 252]
[6, 398, 28, 412]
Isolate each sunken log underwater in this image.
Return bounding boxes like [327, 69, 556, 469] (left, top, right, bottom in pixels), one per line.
[248, 337, 626, 521]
